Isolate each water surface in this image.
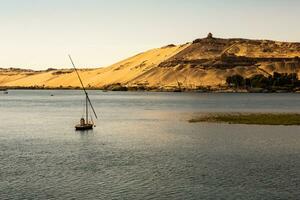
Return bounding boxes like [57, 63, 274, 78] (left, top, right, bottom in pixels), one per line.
[0, 90, 300, 199]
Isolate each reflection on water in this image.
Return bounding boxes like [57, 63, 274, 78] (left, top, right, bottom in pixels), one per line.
[0, 90, 300, 199]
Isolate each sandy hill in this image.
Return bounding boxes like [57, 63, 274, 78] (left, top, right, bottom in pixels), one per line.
[1, 33, 300, 91]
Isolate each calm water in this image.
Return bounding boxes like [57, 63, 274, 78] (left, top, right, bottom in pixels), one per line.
[0, 90, 300, 199]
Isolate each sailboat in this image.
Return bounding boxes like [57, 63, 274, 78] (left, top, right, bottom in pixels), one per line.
[69, 55, 98, 131]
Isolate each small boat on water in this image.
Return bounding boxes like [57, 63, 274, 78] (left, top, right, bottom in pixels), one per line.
[69, 55, 98, 131]
[1, 89, 8, 94]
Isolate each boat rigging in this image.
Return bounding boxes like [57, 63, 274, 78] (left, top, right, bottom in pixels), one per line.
[68, 55, 98, 131]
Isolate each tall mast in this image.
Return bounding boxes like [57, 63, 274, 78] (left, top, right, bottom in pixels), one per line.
[86, 96, 88, 123]
[68, 55, 98, 120]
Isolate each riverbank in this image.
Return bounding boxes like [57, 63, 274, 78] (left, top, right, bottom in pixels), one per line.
[2, 85, 300, 93]
[189, 113, 300, 125]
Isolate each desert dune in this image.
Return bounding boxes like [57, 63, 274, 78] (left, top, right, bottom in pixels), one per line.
[1, 34, 300, 91]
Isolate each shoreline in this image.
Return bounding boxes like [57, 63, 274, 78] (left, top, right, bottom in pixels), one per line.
[0, 87, 300, 94]
[1, 86, 300, 93]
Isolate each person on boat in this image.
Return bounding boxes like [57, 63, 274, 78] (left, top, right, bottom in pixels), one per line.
[80, 118, 85, 125]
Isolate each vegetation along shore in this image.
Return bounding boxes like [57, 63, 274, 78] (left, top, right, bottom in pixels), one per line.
[189, 113, 300, 125]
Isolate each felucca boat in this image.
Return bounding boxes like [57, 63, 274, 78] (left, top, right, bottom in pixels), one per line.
[69, 55, 98, 131]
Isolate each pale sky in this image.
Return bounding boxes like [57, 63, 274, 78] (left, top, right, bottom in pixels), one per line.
[1, 0, 300, 69]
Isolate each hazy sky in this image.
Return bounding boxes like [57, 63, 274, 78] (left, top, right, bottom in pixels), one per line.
[1, 0, 300, 69]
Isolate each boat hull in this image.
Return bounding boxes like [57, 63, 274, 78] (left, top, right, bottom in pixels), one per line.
[75, 124, 93, 131]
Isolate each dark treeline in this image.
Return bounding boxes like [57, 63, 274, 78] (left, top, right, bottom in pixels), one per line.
[226, 72, 300, 90]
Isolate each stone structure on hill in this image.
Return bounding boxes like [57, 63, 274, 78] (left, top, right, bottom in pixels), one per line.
[207, 32, 213, 39]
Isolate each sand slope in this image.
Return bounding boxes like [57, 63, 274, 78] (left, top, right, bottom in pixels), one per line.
[1, 34, 300, 90]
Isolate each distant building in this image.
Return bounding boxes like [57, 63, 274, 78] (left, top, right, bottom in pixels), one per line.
[207, 32, 213, 39]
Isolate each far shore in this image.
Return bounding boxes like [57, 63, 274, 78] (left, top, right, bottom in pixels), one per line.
[2, 86, 300, 93]
[189, 113, 300, 125]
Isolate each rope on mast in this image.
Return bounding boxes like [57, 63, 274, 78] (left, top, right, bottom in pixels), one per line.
[68, 55, 98, 119]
